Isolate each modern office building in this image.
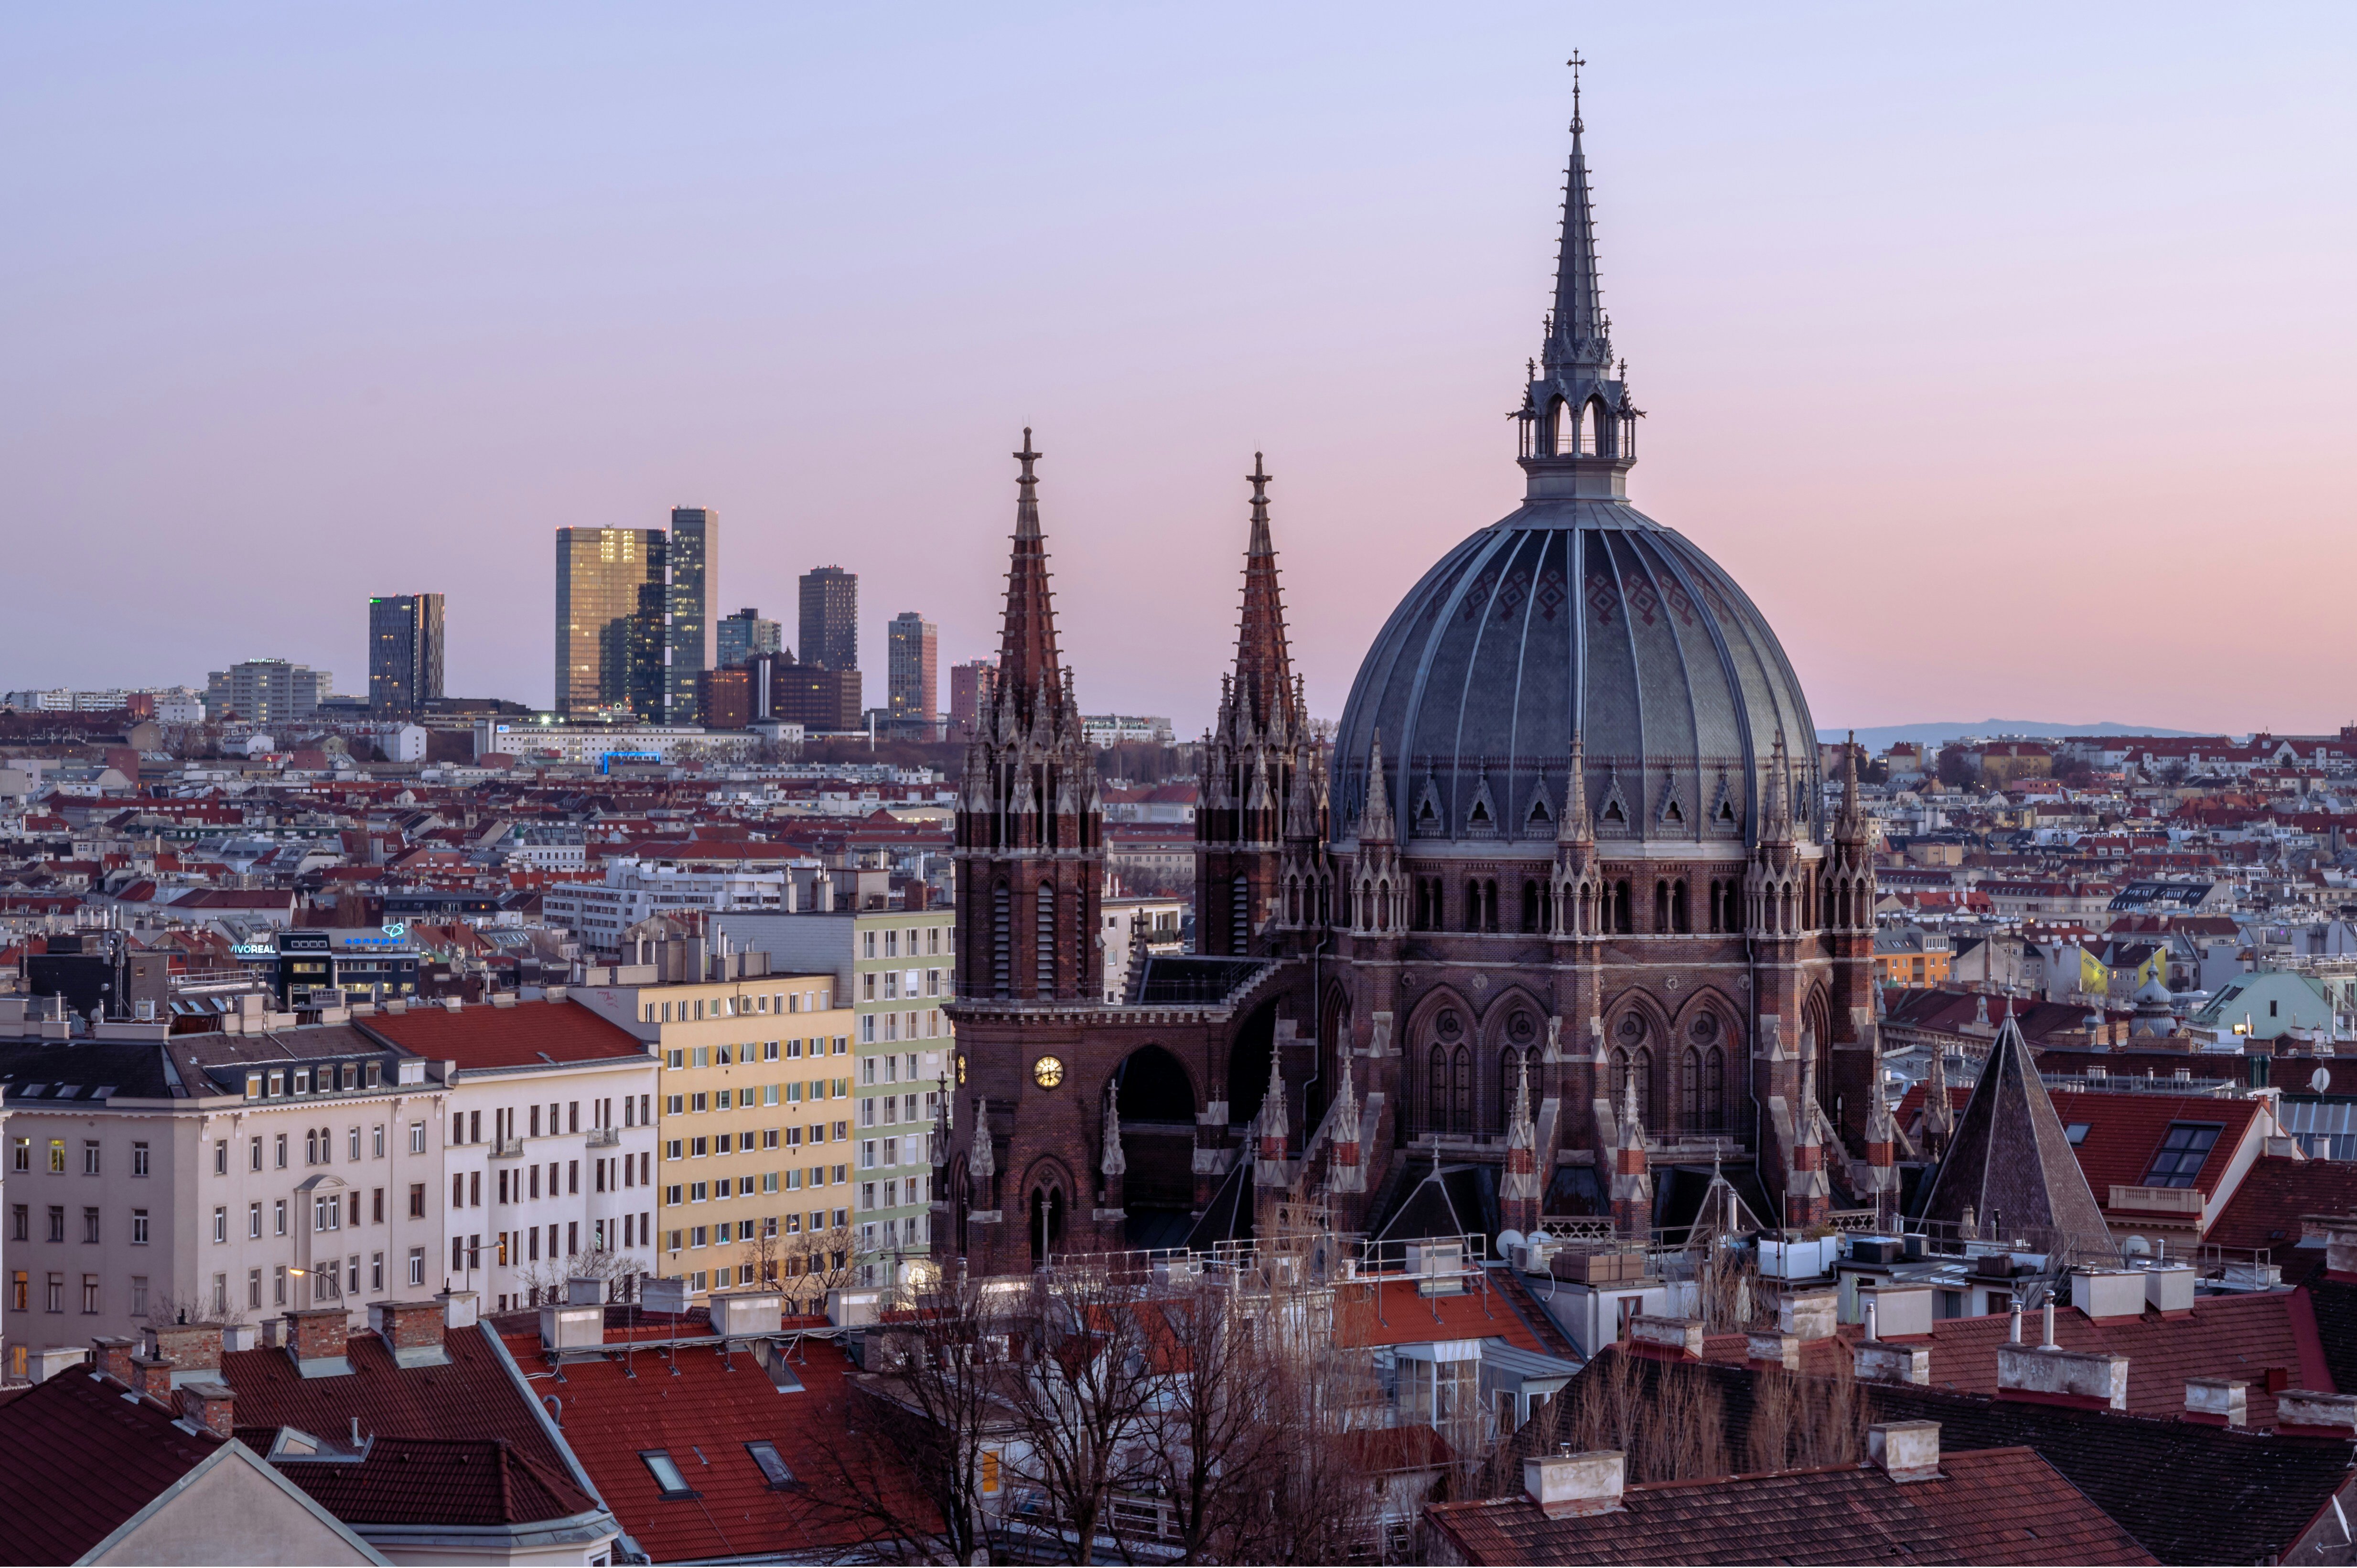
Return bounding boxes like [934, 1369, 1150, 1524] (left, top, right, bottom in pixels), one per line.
[366, 593, 445, 715]
[204, 659, 333, 726]
[664, 508, 720, 725]
[696, 668, 752, 732]
[948, 659, 997, 738]
[887, 612, 938, 731]
[797, 567, 858, 675]
[752, 657, 862, 733]
[717, 607, 781, 670]
[554, 527, 667, 718]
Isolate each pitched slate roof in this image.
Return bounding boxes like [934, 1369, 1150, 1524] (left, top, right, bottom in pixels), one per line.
[1428, 1446, 2154, 1566]
[0, 1368, 223, 1565]
[1917, 1012, 2113, 1258]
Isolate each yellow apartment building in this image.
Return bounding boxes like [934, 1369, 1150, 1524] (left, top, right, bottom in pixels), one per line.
[570, 965, 854, 1300]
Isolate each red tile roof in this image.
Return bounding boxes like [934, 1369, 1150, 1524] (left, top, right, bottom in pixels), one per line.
[0, 1369, 223, 1565]
[2202, 1155, 2357, 1253]
[1332, 1276, 1547, 1353]
[1425, 1446, 2156, 1565]
[363, 998, 647, 1068]
[263, 1436, 596, 1529]
[2046, 1089, 2266, 1200]
[218, 1323, 578, 1486]
[1914, 1291, 2330, 1429]
[494, 1318, 901, 1563]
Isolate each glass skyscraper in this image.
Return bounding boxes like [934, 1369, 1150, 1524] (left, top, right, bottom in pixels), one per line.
[555, 527, 667, 718]
[367, 593, 444, 714]
[664, 507, 720, 725]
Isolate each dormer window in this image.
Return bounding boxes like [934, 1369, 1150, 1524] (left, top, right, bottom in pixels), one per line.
[293, 1068, 312, 1095]
[268, 1071, 285, 1097]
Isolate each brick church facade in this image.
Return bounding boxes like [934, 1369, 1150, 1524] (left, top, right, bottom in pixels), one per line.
[938, 81, 1882, 1277]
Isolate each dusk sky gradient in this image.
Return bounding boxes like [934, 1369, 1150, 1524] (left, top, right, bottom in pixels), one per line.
[5, 6, 2353, 736]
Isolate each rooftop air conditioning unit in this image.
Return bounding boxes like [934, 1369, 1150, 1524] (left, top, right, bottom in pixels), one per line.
[714, 1291, 785, 1340]
[640, 1277, 689, 1315]
[538, 1303, 604, 1352]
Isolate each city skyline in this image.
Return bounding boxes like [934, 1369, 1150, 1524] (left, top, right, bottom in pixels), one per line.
[4, 9, 2353, 733]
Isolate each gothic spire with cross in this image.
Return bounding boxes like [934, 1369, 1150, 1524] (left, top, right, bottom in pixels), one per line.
[1521, 53, 1643, 486]
[1227, 452, 1297, 736]
[995, 429, 1067, 726]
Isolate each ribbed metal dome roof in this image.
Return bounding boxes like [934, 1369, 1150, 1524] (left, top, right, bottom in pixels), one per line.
[1328, 86, 1819, 853]
[1330, 496, 1817, 851]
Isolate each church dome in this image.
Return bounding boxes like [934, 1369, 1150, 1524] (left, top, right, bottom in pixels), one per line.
[1331, 88, 1817, 851]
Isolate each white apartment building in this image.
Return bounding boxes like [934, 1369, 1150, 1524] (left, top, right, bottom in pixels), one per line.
[1, 1026, 451, 1355]
[366, 997, 660, 1315]
[543, 858, 811, 956]
[205, 659, 333, 726]
[470, 719, 758, 767]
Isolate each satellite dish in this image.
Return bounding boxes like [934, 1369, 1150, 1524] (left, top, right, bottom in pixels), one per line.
[2313, 1066, 2333, 1095]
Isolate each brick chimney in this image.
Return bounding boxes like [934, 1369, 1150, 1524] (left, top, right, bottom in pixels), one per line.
[371, 1299, 445, 1351]
[147, 1323, 223, 1380]
[176, 1381, 235, 1439]
[1867, 1420, 1942, 1483]
[127, 1353, 176, 1405]
[89, 1335, 137, 1386]
[1524, 1450, 1624, 1520]
[283, 1307, 351, 1368]
[2184, 1377, 2248, 1427]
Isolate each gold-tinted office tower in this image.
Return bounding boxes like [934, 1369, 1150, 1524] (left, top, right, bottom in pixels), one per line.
[555, 528, 667, 718]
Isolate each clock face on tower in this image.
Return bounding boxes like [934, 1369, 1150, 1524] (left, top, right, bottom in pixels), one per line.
[1032, 1056, 1065, 1091]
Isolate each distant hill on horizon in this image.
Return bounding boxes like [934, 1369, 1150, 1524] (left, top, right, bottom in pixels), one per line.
[1814, 720, 2210, 750]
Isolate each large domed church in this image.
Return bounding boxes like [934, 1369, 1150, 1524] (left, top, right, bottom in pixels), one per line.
[939, 75, 1883, 1275]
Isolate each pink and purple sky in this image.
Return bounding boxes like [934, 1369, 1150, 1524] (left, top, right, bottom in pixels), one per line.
[4, 6, 2353, 736]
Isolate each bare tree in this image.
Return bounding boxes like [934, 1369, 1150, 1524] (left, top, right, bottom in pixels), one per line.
[997, 1264, 1162, 1564]
[1744, 1358, 1864, 1474]
[814, 1269, 1022, 1566]
[515, 1246, 649, 1306]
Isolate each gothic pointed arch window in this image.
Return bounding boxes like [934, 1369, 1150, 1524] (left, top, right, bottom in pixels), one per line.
[1548, 394, 1573, 457]
[1704, 1047, 1726, 1132]
[1586, 395, 1614, 458]
[1670, 879, 1689, 934]
[1375, 879, 1391, 932]
[1679, 1047, 1700, 1132]
[1520, 880, 1542, 933]
[1035, 883, 1057, 994]
[1452, 1046, 1472, 1135]
[1427, 1045, 1448, 1136]
[1630, 1046, 1653, 1128]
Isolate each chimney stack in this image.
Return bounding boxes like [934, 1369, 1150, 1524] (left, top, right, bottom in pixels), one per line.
[127, 1353, 176, 1405]
[369, 1299, 452, 1367]
[2184, 1377, 2248, 1427]
[283, 1307, 353, 1375]
[176, 1381, 236, 1438]
[1997, 1341, 2128, 1410]
[89, 1335, 137, 1386]
[1524, 1450, 1625, 1520]
[1628, 1315, 1703, 1361]
[2277, 1390, 2357, 1436]
[1867, 1421, 1941, 1483]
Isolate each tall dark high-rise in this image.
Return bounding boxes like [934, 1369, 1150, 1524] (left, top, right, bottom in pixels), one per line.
[797, 566, 858, 672]
[888, 612, 937, 729]
[665, 507, 720, 724]
[367, 593, 444, 714]
[555, 527, 666, 718]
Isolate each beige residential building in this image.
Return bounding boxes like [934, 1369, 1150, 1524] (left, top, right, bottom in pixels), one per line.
[570, 966, 854, 1300]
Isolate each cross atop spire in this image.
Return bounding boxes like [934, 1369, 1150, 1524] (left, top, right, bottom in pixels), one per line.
[996, 428, 1067, 724]
[1228, 452, 1297, 734]
[1569, 50, 1585, 133]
